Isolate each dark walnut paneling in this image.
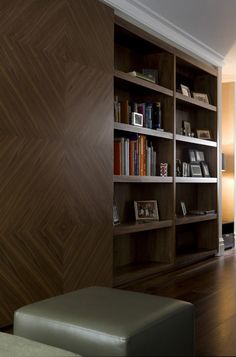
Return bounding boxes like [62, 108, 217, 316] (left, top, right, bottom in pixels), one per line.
[63, 60, 113, 291]
[0, 0, 66, 58]
[66, 0, 114, 71]
[0, 0, 114, 327]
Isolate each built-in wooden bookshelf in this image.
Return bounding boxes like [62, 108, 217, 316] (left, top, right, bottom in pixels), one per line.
[113, 17, 219, 287]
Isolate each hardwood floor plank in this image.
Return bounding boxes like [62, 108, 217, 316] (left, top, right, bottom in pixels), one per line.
[124, 249, 236, 356]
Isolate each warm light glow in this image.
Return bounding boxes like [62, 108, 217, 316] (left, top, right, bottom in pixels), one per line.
[222, 174, 234, 222]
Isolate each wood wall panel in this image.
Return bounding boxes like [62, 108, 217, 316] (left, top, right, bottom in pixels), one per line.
[0, 0, 114, 326]
[63, 59, 113, 291]
[0, 0, 66, 57]
[66, 0, 114, 71]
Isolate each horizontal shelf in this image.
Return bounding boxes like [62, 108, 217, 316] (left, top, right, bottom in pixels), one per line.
[113, 262, 172, 287]
[114, 70, 173, 97]
[113, 220, 173, 236]
[114, 175, 173, 183]
[176, 177, 217, 184]
[176, 92, 217, 111]
[175, 249, 217, 266]
[114, 122, 173, 140]
[176, 213, 217, 226]
[176, 134, 217, 147]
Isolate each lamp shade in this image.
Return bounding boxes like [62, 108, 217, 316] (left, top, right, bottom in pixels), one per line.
[222, 153, 226, 171]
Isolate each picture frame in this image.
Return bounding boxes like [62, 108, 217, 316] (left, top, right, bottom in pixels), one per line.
[134, 200, 159, 222]
[182, 162, 188, 177]
[183, 120, 191, 136]
[113, 203, 120, 225]
[188, 149, 196, 162]
[201, 162, 211, 177]
[195, 150, 205, 162]
[192, 92, 209, 104]
[180, 84, 191, 97]
[190, 163, 202, 177]
[131, 112, 143, 127]
[180, 201, 187, 216]
[196, 129, 211, 140]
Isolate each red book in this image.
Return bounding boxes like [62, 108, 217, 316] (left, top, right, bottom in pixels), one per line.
[114, 140, 121, 175]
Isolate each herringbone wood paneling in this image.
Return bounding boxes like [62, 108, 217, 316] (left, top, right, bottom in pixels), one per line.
[0, 0, 114, 327]
[63, 60, 113, 291]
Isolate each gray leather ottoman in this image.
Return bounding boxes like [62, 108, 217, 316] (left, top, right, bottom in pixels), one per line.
[14, 286, 194, 356]
[0, 332, 79, 356]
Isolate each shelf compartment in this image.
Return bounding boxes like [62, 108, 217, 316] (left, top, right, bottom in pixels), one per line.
[176, 213, 217, 226]
[114, 175, 173, 183]
[176, 92, 216, 111]
[113, 220, 173, 236]
[114, 122, 173, 140]
[113, 262, 172, 286]
[114, 70, 173, 97]
[175, 249, 217, 266]
[176, 134, 217, 147]
[176, 177, 217, 183]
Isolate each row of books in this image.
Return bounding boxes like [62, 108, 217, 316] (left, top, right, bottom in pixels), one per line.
[114, 98, 162, 130]
[114, 135, 157, 176]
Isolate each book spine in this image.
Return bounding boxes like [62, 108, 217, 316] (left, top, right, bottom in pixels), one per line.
[120, 100, 129, 124]
[114, 140, 121, 175]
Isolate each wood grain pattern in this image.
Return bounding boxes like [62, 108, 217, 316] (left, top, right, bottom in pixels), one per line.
[0, 0, 114, 327]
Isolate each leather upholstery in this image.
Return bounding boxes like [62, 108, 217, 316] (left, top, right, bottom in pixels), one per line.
[0, 332, 78, 356]
[14, 286, 194, 356]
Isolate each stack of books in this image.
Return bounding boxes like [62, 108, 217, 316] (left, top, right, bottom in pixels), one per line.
[114, 134, 157, 176]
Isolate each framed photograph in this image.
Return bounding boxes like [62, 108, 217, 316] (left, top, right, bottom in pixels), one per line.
[195, 150, 205, 162]
[113, 203, 120, 225]
[183, 120, 191, 136]
[180, 84, 191, 97]
[201, 162, 210, 177]
[196, 129, 211, 140]
[134, 200, 159, 222]
[131, 112, 143, 127]
[180, 201, 187, 216]
[190, 163, 202, 177]
[182, 162, 188, 177]
[192, 92, 209, 103]
[188, 149, 196, 162]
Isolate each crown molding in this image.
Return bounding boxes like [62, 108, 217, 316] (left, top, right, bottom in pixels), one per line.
[102, 0, 224, 67]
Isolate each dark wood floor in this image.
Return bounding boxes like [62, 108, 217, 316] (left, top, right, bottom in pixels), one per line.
[126, 249, 236, 356]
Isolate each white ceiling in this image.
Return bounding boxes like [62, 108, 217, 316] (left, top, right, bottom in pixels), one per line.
[103, 0, 236, 82]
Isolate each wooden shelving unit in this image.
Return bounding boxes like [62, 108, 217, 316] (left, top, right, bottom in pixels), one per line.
[113, 220, 173, 236]
[113, 17, 220, 286]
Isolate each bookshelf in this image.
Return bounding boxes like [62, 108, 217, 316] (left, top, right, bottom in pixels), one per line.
[113, 17, 220, 286]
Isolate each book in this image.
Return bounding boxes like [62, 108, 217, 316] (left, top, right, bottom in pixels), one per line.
[127, 71, 156, 83]
[120, 100, 129, 124]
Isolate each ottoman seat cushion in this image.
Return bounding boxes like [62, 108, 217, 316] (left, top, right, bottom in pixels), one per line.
[0, 332, 79, 356]
[14, 286, 194, 356]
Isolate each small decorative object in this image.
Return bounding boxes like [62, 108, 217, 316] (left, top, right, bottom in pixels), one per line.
[176, 159, 182, 176]
[192, 92, 209, 103]
[113, 202, 120, 225]
[160, 163, 168, 177]
[188, 149, 196, 162]
[196, 129, 211, 140]
[134, 200, 159, 222]
[180, 84, 191, 97]
[201, 162, 210, 177]
[182, 162, 188, 177]
[195, 150, 205, 162]
[131, 112, 143, 127]
[190, 163, 202, 177]
[180, 201, 187, 216]
[183, 120, 191, 136]
[142, 69, 158, 84]
[191, 132, 195, 137]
